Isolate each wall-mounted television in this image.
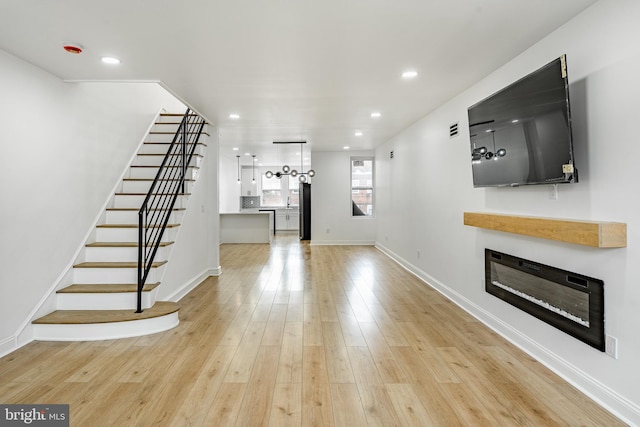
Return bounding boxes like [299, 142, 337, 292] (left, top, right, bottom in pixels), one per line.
[468, 55, 577, 187]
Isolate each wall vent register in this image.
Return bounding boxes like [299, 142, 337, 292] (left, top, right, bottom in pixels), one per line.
[449, 122, 459, 138]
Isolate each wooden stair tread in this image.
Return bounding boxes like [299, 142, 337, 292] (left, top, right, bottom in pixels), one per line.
[130, 165, 199, 169]
[159, 113, 201, 117]
[86, 241, 174, 247]
[32, 301, 179, 325]
[149, 131, 209, 136]
[96, 224, 180, 229]
[73, 261, 167, 268]
[106, 207, 185, 211]
[57, 283, 160, 293]
[123, 178, 195, 182]
[144, 141, 207, 147]
[114, 192, 191, 196]
[137, 153, 203, 157]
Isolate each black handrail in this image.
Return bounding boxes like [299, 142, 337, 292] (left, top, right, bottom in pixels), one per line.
[136, 108, 206, 313]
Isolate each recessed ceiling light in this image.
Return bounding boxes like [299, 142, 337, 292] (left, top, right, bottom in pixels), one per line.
[343, 146, 350, 150]
[232, 147, 239, 151]
[512, 119, 519, 123]
[244, 152, 251, 156]
[370, 112, 381, 118]
[402, 70, 418, 79]
[354, 131, 363, 137]
[229, 114, 240, 119]
[101, 56, 120, 65]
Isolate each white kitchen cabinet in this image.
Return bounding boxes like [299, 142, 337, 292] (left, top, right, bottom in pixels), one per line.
[276, 208, 299, 231]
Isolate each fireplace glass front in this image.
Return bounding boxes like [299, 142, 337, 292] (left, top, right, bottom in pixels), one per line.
[485, 249, 604, 351]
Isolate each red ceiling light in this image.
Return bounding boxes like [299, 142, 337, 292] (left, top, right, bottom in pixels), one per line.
[63, 44, 83, 54]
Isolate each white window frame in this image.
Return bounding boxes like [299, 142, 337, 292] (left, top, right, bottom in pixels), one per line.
[261, 170, 300, 207]
[350, 156, 374, 217]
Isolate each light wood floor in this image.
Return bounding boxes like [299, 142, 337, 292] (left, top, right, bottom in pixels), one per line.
[0, 235, 625, 426]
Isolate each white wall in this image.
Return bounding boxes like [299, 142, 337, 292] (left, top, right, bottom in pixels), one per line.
[219, 153, 243, 213]
[159, 128, 220, 301]
[374, 0, 640, 423]
[0, 50, 186, 354]
[312, 150, 376, 245]
[219, 156, 267, 213]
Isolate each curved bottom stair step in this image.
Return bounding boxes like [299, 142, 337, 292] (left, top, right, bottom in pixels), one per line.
[33, 301, 178, 324]
[32, 301, 179, 341]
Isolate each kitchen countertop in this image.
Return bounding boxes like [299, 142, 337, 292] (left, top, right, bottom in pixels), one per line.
[221, 211, 272, 214]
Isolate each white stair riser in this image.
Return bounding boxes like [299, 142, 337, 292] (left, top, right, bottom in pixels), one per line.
[105, 210, 183, 224]
[133, 154, 202, 167]
[96, 226, 178, 242]
[155, 116, 183, 124]
[145, 133, 205, 143]
[127, 167, 198, 180]
[73, 266, 162, 284]
[120, 180, 193, 194]
[57, 289, 157, 310]
[84, 246, 170, 262]
[113, 194, 188, 209]
[32, 312, 179, 341]
[139, 143, 205, 156]
[145, 134, 179, 143]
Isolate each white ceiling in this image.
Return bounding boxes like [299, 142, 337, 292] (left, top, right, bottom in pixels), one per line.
[0, 0, 597, 166]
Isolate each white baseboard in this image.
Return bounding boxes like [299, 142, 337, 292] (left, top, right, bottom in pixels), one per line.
[0, 336, 16, 359]
[374, 242, 640, 427]
[310, 240, 375, 246]
[167, 268, 220, 303]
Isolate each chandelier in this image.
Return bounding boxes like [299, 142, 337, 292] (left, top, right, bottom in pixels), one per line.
[265, 141, 316, 183]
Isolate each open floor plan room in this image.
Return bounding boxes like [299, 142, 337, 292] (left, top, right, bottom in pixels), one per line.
[0, 236, 624, 426]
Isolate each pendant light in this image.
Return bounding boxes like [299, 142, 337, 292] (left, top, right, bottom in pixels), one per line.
[236, 155, 241, 184]
[265, 141, 315, 182]
[251, 155, 256, 184]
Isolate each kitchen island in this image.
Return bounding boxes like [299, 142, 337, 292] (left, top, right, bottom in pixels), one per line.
[220, 211, 274, 243]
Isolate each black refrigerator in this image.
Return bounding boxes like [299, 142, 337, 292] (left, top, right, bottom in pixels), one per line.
[299, 183, 311, 240]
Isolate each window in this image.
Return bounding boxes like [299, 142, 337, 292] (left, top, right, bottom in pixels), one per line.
[288, 177, 300, 206]
[351, 157, 374, 216]
[261, 173, 281, 206]
[262, 173, 299, 206]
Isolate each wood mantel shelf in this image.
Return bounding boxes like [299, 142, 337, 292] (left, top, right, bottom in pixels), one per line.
[463, 212, 627, 248]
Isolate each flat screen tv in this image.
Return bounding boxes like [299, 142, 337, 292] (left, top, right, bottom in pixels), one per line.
[468, 55, 577, 187]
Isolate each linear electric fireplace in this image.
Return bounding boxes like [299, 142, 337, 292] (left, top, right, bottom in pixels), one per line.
[485, 249, 605, 351]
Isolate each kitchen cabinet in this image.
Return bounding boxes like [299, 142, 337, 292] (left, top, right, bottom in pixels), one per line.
[276, 208, 299, 231]
[220, 212, 273, 243]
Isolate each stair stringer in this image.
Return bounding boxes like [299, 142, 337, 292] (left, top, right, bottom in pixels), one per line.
[27, 110, 208, 342]
[11, 107, 172, 350]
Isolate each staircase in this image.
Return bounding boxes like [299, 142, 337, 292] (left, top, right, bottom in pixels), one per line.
[32, 111, 207, 341]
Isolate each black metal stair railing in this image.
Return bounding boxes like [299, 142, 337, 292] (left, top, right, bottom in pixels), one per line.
[136, 108, 206, 313]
